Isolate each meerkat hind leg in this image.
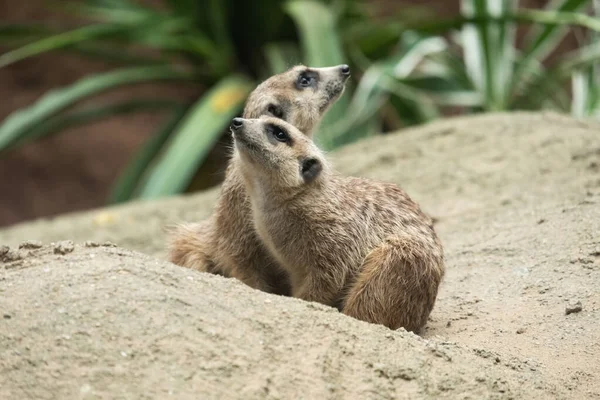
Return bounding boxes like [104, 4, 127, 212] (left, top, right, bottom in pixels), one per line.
[342, 235, 443, 333]
[167, 221, 222, 275]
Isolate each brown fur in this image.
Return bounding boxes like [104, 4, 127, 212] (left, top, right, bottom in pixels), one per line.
[233, 117, 445, 332]
[168, 65, 350, 295]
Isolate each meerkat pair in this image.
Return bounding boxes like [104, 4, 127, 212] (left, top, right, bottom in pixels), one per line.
[168, 65, 445, 332]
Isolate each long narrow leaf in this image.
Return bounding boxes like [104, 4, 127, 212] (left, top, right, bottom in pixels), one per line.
[329, 33, 447, 146]
[493, 0, 517, 108]
[0, 17, 217, 68]
[571, 3, 600, 117]
[522, 0, 589, 62]
[264, 43, 302, 76]
[207, 0, 233, 73]
[8, 99, 181, 151]
[0, 24, 53, 44]
[0, 66, 195, 151]
[514, 0, 589, 96]
[571, 69, 591, 116]
[137, 75, 253, 198]
[109, 105, 189, 203]
[460, 0, 490, 102]
[516, 42, 600, 110]
[0, 24, 131, 68]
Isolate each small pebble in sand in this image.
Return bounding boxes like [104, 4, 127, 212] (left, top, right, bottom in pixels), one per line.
[84, 241, 100, 248]
[102, 241, 117, 247]
[19, 240, 43, 249]
[54, 241, 75, 255]
[3, 249, 23, 262]
[516, 327, 526, 334]
[0, 245, 9, 256]
[565, 301, 582, 315]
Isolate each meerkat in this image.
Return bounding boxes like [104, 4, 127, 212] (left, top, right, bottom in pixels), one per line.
[168, 64, 351, 295]
[229, 116, 445, 332]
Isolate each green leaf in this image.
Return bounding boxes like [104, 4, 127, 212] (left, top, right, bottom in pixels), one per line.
[163, 0, 203, 19]
[264, 42, 302, 76]
[286, 0, 351, 150]
[0, 15, 218, 68]
[460, 0, 517, 111]
[571, 69, 593, 117]
[8, 99, 181, 151]
[0, 24, 53, 44]
[570, 3, 600, 117]
[344, 21, 404, 60]
[328, 32, 448, 147]
[58, 0, 155, 24]
[515, 41, 600, 110]
[522, 0, 589, 62]
[0, 24, 131, 68]
[327, 65, 388, 146]
[137, 75, 254, 198]
[388, 89, 439, 127]
[109, 105, 189, 203]
[401, 76, 483, 106]
[0, 66, 195, 151]
[206, 0, 234, 73]
[286, 1, 345, 67]
[514, 0, 590, 96]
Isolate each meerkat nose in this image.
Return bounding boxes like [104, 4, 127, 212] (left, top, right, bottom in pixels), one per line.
[231, 118, 244, 130]
[340, 64, 350, 76]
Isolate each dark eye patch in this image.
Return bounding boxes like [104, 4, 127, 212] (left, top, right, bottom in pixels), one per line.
[267, 104, 284, 118]
[295, 70, 319, 90]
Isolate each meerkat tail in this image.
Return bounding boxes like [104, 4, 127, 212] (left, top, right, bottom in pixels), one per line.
[342, 234, 445, 333]
[166, 220, 220, 275]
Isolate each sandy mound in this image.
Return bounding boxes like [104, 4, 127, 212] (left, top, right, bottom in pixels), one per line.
[1, 111, 599, 398]
[1, 243, 550, 399]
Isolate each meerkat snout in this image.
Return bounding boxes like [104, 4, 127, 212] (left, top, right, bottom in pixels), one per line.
[230, 118, 244, 130]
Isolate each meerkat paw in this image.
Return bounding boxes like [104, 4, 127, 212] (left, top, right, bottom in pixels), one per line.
[342, 235, 444, 333]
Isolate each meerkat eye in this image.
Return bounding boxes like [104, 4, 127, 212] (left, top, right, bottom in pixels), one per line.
[271, 126, 290, 142]
[297, 73, 313, 88]
[267, 104, 284, 118]
[299, 76, 311, 87]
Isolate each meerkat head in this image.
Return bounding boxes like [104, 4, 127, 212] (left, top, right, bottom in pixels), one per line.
[230, 116, 327, 191]
[243, 64, 351, 135]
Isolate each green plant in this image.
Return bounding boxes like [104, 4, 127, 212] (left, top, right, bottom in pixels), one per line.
[341, 0, 600, 124]
[0, 0, 357, 203]
[570, 1, 600, 117]
[1, 0, 599, 205]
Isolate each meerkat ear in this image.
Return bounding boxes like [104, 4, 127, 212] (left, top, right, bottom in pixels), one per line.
[300, 157, 322, 183]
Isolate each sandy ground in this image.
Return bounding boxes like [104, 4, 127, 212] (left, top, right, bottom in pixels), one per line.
[1, 111, 599, 398]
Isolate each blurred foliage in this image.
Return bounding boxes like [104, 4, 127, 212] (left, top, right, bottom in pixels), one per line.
[1, 0, 599, 203]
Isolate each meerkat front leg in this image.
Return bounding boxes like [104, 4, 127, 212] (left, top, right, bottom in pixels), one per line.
[342, 235, 444, 332]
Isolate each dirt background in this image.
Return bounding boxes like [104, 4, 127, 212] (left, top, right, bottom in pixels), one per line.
[0, 0, 582, 227]
[1, 111, 599, 398]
